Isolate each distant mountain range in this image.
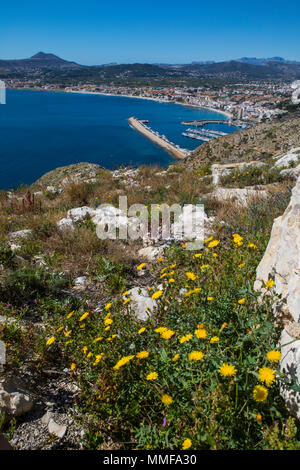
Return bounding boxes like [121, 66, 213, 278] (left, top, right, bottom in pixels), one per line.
[1, 52, 300, 82]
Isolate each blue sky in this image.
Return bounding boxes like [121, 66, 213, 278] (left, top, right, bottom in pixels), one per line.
[1, 0, 300, 64]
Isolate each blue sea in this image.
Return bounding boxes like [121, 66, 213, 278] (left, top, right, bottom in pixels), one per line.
[0, 89, 235, 189]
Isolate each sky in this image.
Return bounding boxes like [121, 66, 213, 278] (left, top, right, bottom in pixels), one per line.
[1, 0, 300, 64]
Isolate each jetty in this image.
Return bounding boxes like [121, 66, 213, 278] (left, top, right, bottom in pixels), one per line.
[181, 119, 228, 126]
[128, 117, 189, 160]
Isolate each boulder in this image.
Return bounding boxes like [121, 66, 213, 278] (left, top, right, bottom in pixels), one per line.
[48, 419, 67, 439]
[254, 174, 300, 418]
[0, 378, 33, 417]
[57, 217, 74, 231]
[211, 187, 268, 206]
[127, 287, 158, 321]
[9, 229, 32, 240]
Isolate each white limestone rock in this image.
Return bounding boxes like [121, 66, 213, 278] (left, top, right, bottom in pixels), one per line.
[254, 174, 300, 418]
[9, 229, 32, 240]
[211, 187, 268, 206]
[127, 287, 157, 321]
[57, 217, 75, 231]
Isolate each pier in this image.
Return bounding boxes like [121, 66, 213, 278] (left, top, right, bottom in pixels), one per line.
[181, 119, 228, 126]
[128, 117, 189, 160]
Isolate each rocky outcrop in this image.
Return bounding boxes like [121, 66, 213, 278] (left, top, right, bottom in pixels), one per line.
[254, 175, 300, 418]
[0, 377, 33, 417]
[211, 186, 268, 206]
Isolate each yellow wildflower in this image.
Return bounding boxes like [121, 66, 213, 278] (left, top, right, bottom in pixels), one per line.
[104, 302, 112, 310]
[137, 263, 146, 270]
[182, 438, 192, 450]
[66, 311, 74, 319]
[253, 385, 268, 402]
[186, 272, 197, 281]
[210, 336, 219, 344]
[104, 318, 113, 326]
[179, 334, 193, 344]
[195, 329, 207, 339]
[207, 296, 214, 301]
[188, 351, 205, 361]
[161, 329, 175, 340]
[204, 236, 213, 244]
[266, 350, 281, 363]
[208, 240, 219, 248]
[136, 351, 149, 359]
[138, 327, 146, 334]
[258, 367, 276, 387]
[46, 337, 55, 346]
[113, 355, 135, 370]
[218, 363, 237, 377]
[122, 290, 129, 297]
[266, 280, 275, 288]
[123, 298, 131, 305]
[152, 290, 163, 299]
[161, 394, 173, 405]
[70, 363, 76, 371]
[146, 372, 158, 381]
[172, 353, 179, 362]
[238, 298, 246, 304]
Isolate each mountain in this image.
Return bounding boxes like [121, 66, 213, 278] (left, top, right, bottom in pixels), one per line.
[237, 57, 300, 66]
[0, 52, 82, 70]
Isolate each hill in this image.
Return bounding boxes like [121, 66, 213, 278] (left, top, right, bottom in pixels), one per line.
[183, 112, 300, 169]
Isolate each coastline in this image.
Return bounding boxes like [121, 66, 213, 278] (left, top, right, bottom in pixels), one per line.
[8, 86, 233, 119]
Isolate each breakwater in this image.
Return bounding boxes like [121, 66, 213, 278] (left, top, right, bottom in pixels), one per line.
[128, 117, 189, 160]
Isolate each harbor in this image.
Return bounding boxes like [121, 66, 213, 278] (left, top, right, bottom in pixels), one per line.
[128, 117, 190, 160]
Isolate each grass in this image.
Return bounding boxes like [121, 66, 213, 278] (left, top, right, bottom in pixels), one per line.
[0, 163, 299, 450]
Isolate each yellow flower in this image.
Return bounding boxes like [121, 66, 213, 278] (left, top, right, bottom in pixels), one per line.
[161, 394, 173, 405]
[80, 324, 86, 329]
[70, 363, 76, 371]
[193, 253, 202, 258]
[113, 355, 135, 370]
[160, 273, 167, 279]
[233, 233, 243, 243]
[212, 253, 218, 258]
[93, 336, 103, 343]
[83, 346, 88, 355]
[104, 317, 113, 325]
[160, 267, 167, 274]
[122, 290, 129, 297]
[210, 336, 219, 344]
[258, 367, 276, 387]
[172, 353, 179, 362]
[152, 290, 163, 299]
[66, 310, 74, 319]
[123, 298, 131, 305]
[266, 350, 281, 363]
[155, 326, 168, 333]
[248, 242, 258, 249]
[208, 240, 219, 248]
[137, 263, 146, 270]
[204, 236, 213, 244]
[218, 363, 237, 377]
[146, 372, 158, 381]
[65, 340, 73, 345]
[195, 329, 207, 339]
[200, 264, 209, 269]
[169, 264, 176, 269]
[87, 352, 92, 359]
[136, 351, 149, 359]
[56, 326, 63, 332]
[238, 298, 246, 304]
[161, 329, 175, 340]
[238, 262, 246, 268]
[169, 278, 175, 283]
[179, 334, 193, 344]
[93, 354, 104, 366]
[138, 327, 146, 334]
[266, 280, 275, 288]
[207, 296, 214, 301]
[186, 272, 197, 281]
[157, 257, 164, 262]
[105, 302, 112, 310]
[253, 385, 268, 402]
[64, 330, 72, 337]
[46, 337, 55, 346]
[188, 351, 205, 361]
[256, 413, 262, 422]
[182, 438, 192, 450]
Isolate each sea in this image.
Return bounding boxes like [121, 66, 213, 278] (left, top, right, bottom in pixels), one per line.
[0, 89, 236, 189]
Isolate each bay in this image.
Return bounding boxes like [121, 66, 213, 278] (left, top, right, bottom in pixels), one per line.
[0, 89, 235, 189]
